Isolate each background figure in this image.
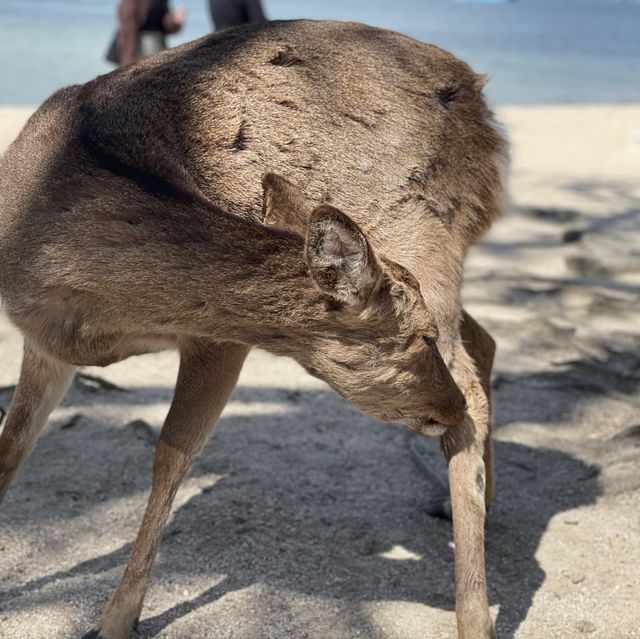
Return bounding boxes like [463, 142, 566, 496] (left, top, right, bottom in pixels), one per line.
[111, 0, 186, 65]
[209, 0, 267, 31]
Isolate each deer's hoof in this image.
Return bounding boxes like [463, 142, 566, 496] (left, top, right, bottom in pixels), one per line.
[425, 497, 452, 520]
[81, 616, 139, 639]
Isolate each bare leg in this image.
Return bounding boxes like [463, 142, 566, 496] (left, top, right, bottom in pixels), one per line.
[0, 342, 76, 502]
[86, 340, 249, 639]
[441, 345, 494, 639]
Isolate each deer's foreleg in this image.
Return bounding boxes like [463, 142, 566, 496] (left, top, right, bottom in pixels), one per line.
[0, 341, 76, 503]
[85, 340, 249, 639]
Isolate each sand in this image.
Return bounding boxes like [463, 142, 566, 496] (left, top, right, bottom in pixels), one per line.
[1, 103, 639, 639]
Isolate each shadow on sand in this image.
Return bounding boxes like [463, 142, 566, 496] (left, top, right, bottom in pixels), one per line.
[0, 354, 614, 638]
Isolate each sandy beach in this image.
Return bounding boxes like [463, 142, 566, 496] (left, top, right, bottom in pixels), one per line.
[0, 103, 639, 639]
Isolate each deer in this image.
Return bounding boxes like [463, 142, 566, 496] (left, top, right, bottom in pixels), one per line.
[0, 20, 506, 639]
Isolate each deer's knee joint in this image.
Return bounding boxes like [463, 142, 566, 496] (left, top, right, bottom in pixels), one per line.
[152, 439, 191, 482]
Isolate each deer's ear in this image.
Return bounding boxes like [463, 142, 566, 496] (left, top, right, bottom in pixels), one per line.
[261, 173, 312, 235]
[305, 205, 382, 305]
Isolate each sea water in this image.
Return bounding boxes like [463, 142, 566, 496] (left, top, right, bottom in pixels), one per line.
[1, 0, 639, 106]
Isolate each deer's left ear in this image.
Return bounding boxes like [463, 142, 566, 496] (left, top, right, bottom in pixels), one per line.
[261, 173, 312, 235]
[305, 205, 383, 306]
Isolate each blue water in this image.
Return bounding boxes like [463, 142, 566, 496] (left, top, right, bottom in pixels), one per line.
[1, 0, 639, 106]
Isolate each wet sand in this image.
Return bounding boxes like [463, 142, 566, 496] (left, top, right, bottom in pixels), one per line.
[1, 104, 639, 638]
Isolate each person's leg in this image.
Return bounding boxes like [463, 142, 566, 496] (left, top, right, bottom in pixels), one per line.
[138, 31, 167, 59]
[210, 0, 244, 30]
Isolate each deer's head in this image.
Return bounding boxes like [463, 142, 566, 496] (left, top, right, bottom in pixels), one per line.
[261, 174, 465, 435]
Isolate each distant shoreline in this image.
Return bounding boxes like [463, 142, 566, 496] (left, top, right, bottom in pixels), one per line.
[2, 1, 640, 105]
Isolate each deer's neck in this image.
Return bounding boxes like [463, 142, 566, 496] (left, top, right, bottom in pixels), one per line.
[173, 208, 326, 350]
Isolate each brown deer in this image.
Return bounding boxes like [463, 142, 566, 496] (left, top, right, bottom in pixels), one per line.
[0, 20, 506, 639]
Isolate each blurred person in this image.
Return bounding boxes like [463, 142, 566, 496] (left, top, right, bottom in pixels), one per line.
[209, 0, 267, 31]
[107, 0, 186, 66]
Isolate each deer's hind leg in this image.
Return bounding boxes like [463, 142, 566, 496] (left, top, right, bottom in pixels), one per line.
[0, 341, 76, 503]
[424, 310, 496, 518]
[431, 311, 496, 639]
[441, 332, 495, 639]
[460, 311, 496, 509]
[85, 339, 249, 639]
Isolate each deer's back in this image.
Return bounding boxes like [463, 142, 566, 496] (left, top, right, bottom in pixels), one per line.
[76, 21, 505, 249]
[0, 20, 506, 302]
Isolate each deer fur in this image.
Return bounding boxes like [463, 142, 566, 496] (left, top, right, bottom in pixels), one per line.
[0, 20, 506, 639]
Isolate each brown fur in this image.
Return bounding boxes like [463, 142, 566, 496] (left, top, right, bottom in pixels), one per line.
[0, 20, 506, 638]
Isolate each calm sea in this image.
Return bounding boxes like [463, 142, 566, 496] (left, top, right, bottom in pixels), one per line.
[1, 0, 639, 106]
